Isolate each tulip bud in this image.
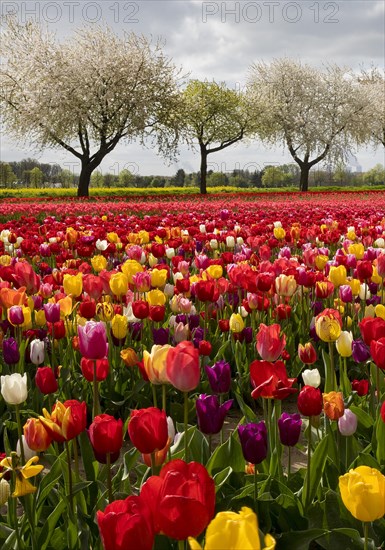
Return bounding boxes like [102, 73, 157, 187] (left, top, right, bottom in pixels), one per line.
[302, 368, 321, 388]
[298, 342, 317, 364]
[0, 478, 10, 506]
[1, 373, 28, 405]
[2, 337, 20, 365]
[30, 339, 45, 366]
[335, 331, 353, 358]
[278, 412, 302, 446]
[338, 409, 358, 436]
[35, 366, 58, 394]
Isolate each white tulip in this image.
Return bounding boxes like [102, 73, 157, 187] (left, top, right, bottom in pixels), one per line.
[1, 373, 28, 405]
[302, 368, 321, 388]
[30, 339, 45, 366]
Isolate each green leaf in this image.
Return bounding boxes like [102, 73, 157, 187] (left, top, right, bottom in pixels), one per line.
[206, 433, 245, 475]
[122, 448, 140, 481]
[213, 466, 232, 492]
[37, 500, 66, 550]
[302, 434, 329, 508]
[277, 528, 328, 550]
[375, 413, 385, 465]
[78, 431, 98, 481]
[350, 405, 374, 428]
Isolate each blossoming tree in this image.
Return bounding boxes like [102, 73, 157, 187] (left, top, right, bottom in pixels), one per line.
[247, 59, 369, 191]
[0, 19, 180, 196]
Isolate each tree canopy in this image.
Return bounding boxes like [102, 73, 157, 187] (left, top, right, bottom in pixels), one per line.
[0, 19, 180, 196]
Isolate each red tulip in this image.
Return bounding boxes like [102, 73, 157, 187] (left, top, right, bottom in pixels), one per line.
[194, 280, 219, 302]
[370, 338, 385, 371]
[359, 317, 385, 346]
[89, 414, 123, 463]
[298, 342, 317, 364]
[250, 360, 297, 400]
[97, 495, 154, 550]
[141, 459, 215, 540]
[39, 399, 87, 442]
[381, 401, 385, 423]
[166, 341, 200, 392]
[356, 260, 373, 281]
[297, 386, 323, 417]
[351, 379, 369, 396]
[23, 418, 53, 452]
[80, 357, 110, 382]
[256, 323, 286, 362]
[128, 407, 168, 454]
[13, 261, 41, 294]
[35, 366, 58, 394]
[79, 299, 96, 319]
[132, 300, 149, 319]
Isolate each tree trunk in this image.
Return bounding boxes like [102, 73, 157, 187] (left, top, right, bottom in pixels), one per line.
[299, 165, 310, 192]
[200, 146, 207, 195]
[77, 163, 94, 197]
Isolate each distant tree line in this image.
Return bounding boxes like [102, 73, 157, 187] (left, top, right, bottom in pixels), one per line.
[1, 159, 384, 189]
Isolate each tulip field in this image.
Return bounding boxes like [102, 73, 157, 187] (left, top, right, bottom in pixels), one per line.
[0, 189, 385, 550]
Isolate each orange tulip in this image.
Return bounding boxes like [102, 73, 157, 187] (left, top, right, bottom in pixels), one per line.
[323, 391, 344, 420]
[0, 286, 27, 309]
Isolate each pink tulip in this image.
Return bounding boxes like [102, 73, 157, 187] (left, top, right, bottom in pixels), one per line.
[78, 321, 108, 360]
[166, 341, 200, 392]
[256, 323, 286, 362]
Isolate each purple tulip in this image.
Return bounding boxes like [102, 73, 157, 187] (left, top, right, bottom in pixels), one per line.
[32, 295, 43, 310]
[196, 394, 233, 435]
[205, 360, 231, 394]
[78, 321, 108, 360]
[238, 421, 268, 465]
[192, 327, 204, 348]
[175, 314, 188, 325]
[8, 306, 24, 325]
[339, 285, 352, 303]
[188, 314, 200, 330]
[2, 337, 20, 365]
[130, 322, 142, 341]
[243, 326, 253, 344]
[152, 327, 170, 345]
[220, 209, 230, 221]
[367, 295, 381, 307]
[352, 339, 371, 363]
[278, 412, 302, 447]
[43, 302, 61, 323]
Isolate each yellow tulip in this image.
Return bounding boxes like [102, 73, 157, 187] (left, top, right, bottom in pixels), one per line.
[21, 306, 32, 329]
[346, 229, 356, 241]
[143, 344, 171, 384]
[120, 347, 139, 367]
[111, 314, 128, 339]
[188, 507, 276, 550]
[375, 304, 385, 321]
[0, 454, 44, 498]
[315, 255, 328, 271]
[109, 272, 128, 297]
[138, 230, 150, 244]
[329, 265, 347, 287]
[347, 243, 365, 259]
[275, 274, 297, 297]
[273, 227, 286, 240]
[147, 289, 166, 306]
[58, 296, 73, 318]
[206, 265, 223, 279]
[150, 269, 168, 288]
[315, 310, 342, 342]
[91, 255, 107, 273]
[347, 278, 361, 296]
[121, 260, 143, 284]
[63, 273, 82, 298]
[96, 302, 115, 322]
[371, 267, 382, 285]
[339, 466, 385, 522]
[0, 255, 11, 266]
[35, 309, 46, 327]
[335, 331, 353, 357]
[107, 232, 119, 243]
[229, 313, 245, 333]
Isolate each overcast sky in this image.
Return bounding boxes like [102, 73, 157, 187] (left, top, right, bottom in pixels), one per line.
[1, 0, 384, 176]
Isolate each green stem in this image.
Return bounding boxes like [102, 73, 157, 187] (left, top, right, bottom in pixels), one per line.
[93, 361, 101, 419]
[305, 416, 312, 508]
[376, 366, 381, 404]
[65, 441, 74, 516]
[162, 384, 167, 412]
[178, 541, 185, 550]
[208, 434, 212, 457]
[152, 384, 158, 408]
[254, 464, 258, 506]
[73, 438, 79, 481]
[288, 446, 291, 481]
[363, 522, 369, 550]
[184, 392, 189, 462]
[106, 452, 113, 503]
[328, 341, 337, 392]
[219, 394, 224, 446]
[15, 405, 25, 465]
